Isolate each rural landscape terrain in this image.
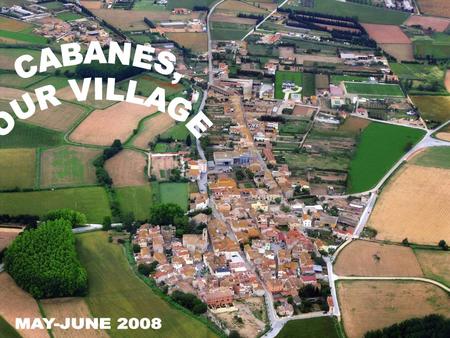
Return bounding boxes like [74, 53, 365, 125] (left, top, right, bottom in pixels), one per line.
[0, 0, 449, 338]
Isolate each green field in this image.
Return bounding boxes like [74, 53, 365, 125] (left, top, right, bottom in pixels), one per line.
[347, 123, 425, 193]
[133, 0, 167, 10]
[116, 185, 153, 221]
[411, 96, 450, 125]
[330, 75, 368, 84]
[413, 33, 450, 60]
[409, 146, 450, 170]
[211, 21, 252, 41]
[276, 317, 340, 338]
[158, 182, 189, 210]
[275, 71, 303, 99]
[0, 187, 111, 222]
[344, 82, 404, 97]
[118, 73, 184, 98]
[56, 11, 84, 21]
[167, 0, 215, 9]
[0, 26, 47, 44]
[279, 120, 310, 136]
[302, 72, 316, 97]
[0, 148, 36, 190]
[0, 121, 63, 148]
[42, 1, 64, 10]
[161, 121, 191, 141]
[289, 0, 410, 24]
[390, 63, 447, 95]
[76, 231, 219, 338]
[0, 71, 47, 89]
[28, 76, 69, 91]
[0, 316, 21, 338]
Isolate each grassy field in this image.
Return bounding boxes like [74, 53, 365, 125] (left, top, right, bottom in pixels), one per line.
[413, 33, 450, 60]
[0, 121, 64, 148]
[158, 182, 189, 210]
[410, 146, 450, 169]
[414, 249, 450, 287]
[344, 82, 404, 97]
[331, 75, 368, 84]
[289, 0, 410, 24]
[0, 149, 36, 190]
[167, 0, 216, 9]
[0, 316, 21, 338]
[0, 17, 47, 44]
[390, 63, 447, 95]
[0, 71, 47, 89]
[76, 231, 219, 338]
[211, 21, 252, 40]
[116, 185, 153, 221]
[118, 74, 184, 98]
[411, 96, 450, 126]
[56, 11, 85, 21]
[276, 317, 339, 338]
[275, 71, 303, 99]
[160, 121, 191, 141]
[133, 0, 167, 10]
[279, 120, 309, 136]
[28, 76, 69, 91]
[302, 72, 316, 97]
[0, 187, 111, 222]
[347, 122, 425, 193]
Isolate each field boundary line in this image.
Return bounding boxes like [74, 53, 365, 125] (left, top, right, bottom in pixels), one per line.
[34, 147, 42, 190]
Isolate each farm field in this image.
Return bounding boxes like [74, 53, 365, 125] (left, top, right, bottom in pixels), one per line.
[0, 148, 36, 190]
[378, 43, 414, 61]
[275, 71, 303, 99]
[344, 82, 404, 97]
[276, 317, 339, 338]
[390, 63, 447, 95]
[330, 75, 368, 84]
[410, 146, 450, 169]
[41, 298, 108, 338]
[0, 187, 111, 223]
[116, 185, 153, 221]
[0, 273, 48, 338]
[0, 48, 45, 70]
[80, 1, 103, 10]
[132, 0, 166, 11]
[416, 0, 450, 19]
[117, 74, 185, 98]
[337, 116, 370, 136]
[0, 316, 21, 338]
[0, 17, 47, 44]
[158, 182, 189, 210]
[211, 21, 253, 40]
[334, 240, 423, 277]
[160, 120, 192, 142]
[0, 121, 63, 149]
[56, 11, 85, 21]
[28, 76, 69, 91]
[165, 32, 208, 54]
[435, 124, 450, 142]
[368, 164, 450, 244]
[405, 15, 450, 32]
[290, 0, 410, 24]
[105, 150, 148, 187]
[166, 0, 215, 10]
[337, 280, 450, 338]
[414, 249, 450, 287]
[56, 81, 118, 109]
[0, 86, 37, 101]
[216, 0, 268, 14]
[76, 231, 219, 338]
[413, 33, 450, 59]
[132, 113, 175, 149]
[69, 101, 157, 146]
[0, 72, 47, 89]
[411, 96, 450, 126]
[347, 122, 425, 193]
[302, 73, 316, 97]
[40, 146, 101, 188]
[0, 228, 22, 251]
[362, 24, 411, 44]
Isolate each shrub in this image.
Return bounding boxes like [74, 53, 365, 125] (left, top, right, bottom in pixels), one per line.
[42, 209, 87, 228]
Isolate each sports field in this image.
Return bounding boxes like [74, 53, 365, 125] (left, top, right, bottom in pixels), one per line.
[344, 82, 404, 97]
[275, 71, 303, 99]
[347, 123, 425, 193]
[56, 11, 84, 21]
[276, 317, 339, 338]
[76, 231, 219, 338]
[0, 187, 111, 223]
[0, 148, 36, 190]
[158, 182, 189, 210]
[116, 185, 153, 221]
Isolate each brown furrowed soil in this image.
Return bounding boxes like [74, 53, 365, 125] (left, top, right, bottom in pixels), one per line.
[0, 273, 49, 338]
[368, 165, 450, 244]
[0, 87, 36, 101]
[334, 240, 423, 277]
[69, 101, 157, 146]
[105, 149, 148, 187]
[378, 43, 414, 61]
[417, 0, 450, 18]
[338, 280, 450, 338]
[362, 24, 411, 44]
[40, 298, 108, 338]
[338, 116, 371, 135]
[405, 15, 450, 32]
[132, 113, 175, 149]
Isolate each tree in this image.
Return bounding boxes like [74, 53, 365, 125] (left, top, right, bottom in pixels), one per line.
[133, 243, 141, 253]
[186, 134, 192, 147]
[402, 238, 409, 246]
[42, 209, 87, 228]
[438, 240, 448, 251]
[102, 216, 112, 231]
[229, 331, 241, 338]
[137, 262, 158, 275]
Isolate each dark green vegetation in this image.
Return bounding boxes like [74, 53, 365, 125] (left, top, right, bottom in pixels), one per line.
[0, 316, 21, 338]
[171, 290, 207, 315]
[344, 82, 404, 97]
[276, 316, 340, 338]
[76, 231, 219, 338]
[211, 21, 252, 41]
[302, 72, 316, 97]
[365, 314, 450, 338]
[275, 71, 303, 99]
[5, 219, 87, 298]
[411, 96, 450, 128]
[409, 146, 450, 170]
[347, 123, 425, 193]
[0, 121, 63, 148]
[41, 208, 87, 228]
[289, 0, 410, 25]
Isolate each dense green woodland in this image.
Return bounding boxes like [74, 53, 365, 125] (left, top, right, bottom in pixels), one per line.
[4, 219, 87, 299]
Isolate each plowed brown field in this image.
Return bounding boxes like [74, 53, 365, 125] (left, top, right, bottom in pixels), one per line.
[105, 150, 148, 187]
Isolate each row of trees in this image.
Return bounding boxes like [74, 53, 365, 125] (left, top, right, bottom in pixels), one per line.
[170, 290, 207, 315]
[4, 219, 88, 299]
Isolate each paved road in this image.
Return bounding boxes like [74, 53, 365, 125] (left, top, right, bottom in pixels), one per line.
[352, 192, 378, 238]
[72, 223, 122, 234]
[324, 257, 341, 318]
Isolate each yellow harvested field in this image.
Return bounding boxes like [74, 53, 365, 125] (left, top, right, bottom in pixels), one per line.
[436, 132, 450, 141]
[41, 298, 108, 338]
[334, 240, 423, 277]
[0, 227, 22, 251]
[80, 1, 103, 9]
[105, 149, 148, 187]
[0, 16, 30, 31]
[0, 273, 49, 338]
[0, 148, 36, 190]
[368, 165, 450, 244]
[0, 87, 36, 101]
[69, 101, 157, 146]
[165, 32, 208, 53]
[217, 0, 268, 14]
[338, 280, 450, 338]
[415, 249, 450, 287]
[132, 113, 175, 149]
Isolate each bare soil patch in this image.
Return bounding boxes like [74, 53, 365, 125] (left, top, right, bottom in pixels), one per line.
[0, 17, 30, 31]
[362, 24, 411, 44]
[338, 116, 370, 135]
[165, 32, 208, 53]
[417, 0, 450, 18]
[69, 101, 157, 146]
[435, 132, 450, 141]
[0, 273, 48, 338]
[105, 150, 148, 187]
[80, 1, 103, 9]
[338, 280, 450, 338]
[217, 0, 268, 14]
[0, 87, 36, 101]
[405, 15, 450, 32]
[0, 227, 22, 251]
[132, 113, 175, 149]
[378, 43, 414, 61]
[368, 164, 450, 244]
[334, 240, 423, 277]
[445, 69, 450, 92]
[41, 298, 108, 338]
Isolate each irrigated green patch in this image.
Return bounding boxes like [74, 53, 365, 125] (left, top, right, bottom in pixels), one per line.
[410, 147, 450, 170]
[0, 187, 111, 222]
[76, 231, 219, 338]
[0, 121, 63, 149]
[0, 316, 21, 338]
[276, 317, 340, 338]
[28, 76, 70, 91]
[116, 185, 153, 221]
[117, 73, 185, 98]
[279, 120, 310, 136]
[0, 26, 47, 44]
[275, 71, 303, 99]
[344, 82, 404, 97]
[0, 148, 36, 190]
[347, 123, 425, 193]
[56, 11, 84, 21]
[159, 182, 189, 210]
